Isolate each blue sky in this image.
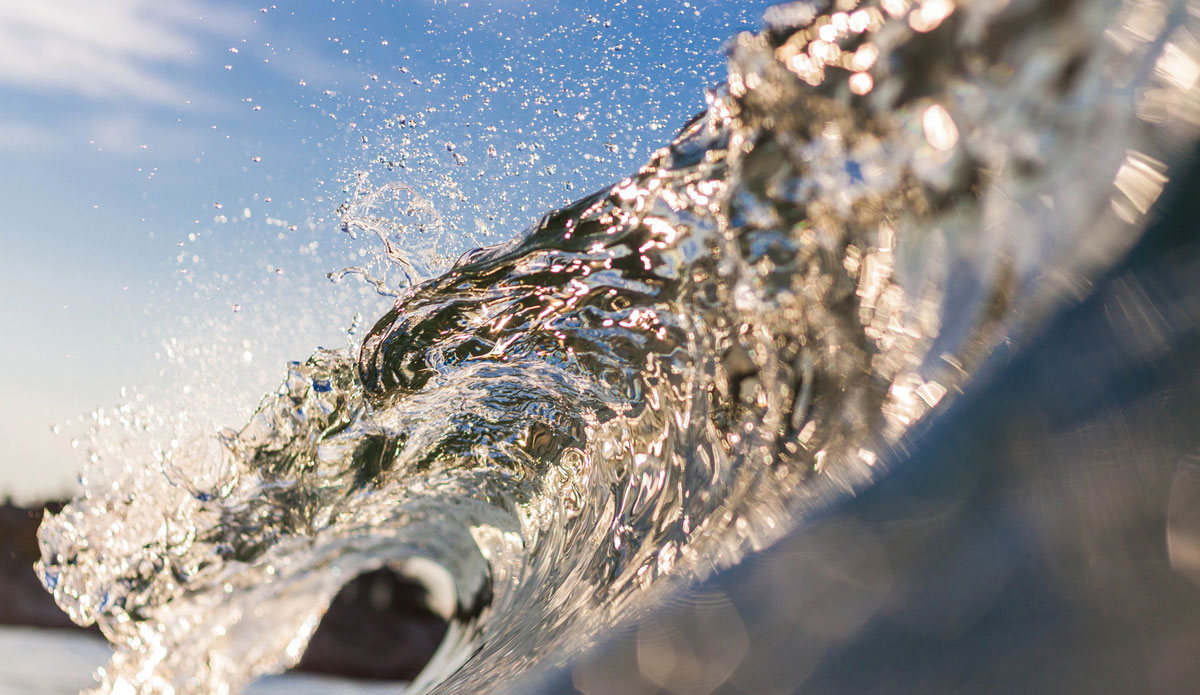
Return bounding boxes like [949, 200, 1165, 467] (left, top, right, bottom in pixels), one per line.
[0, 0, 773, 501]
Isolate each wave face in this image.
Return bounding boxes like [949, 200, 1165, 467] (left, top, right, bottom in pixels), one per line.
[36, 1, 1200, 693]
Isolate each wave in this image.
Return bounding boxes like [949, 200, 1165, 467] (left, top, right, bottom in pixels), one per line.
[36, 1, 1200, 694]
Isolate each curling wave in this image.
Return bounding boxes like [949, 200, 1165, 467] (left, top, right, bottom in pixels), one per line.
[36, 1, 1200, 693]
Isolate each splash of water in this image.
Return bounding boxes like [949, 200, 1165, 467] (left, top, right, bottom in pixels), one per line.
[37, 1, 1200, 694]
[330, 173, 475, 295]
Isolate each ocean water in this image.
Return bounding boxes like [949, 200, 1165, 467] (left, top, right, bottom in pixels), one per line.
[32, 1, 1200, 695]
[0, 628, 402, 695]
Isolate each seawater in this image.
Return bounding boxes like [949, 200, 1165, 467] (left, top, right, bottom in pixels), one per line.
[0, 627, 400, 695]
[35, 1, 1200, 694]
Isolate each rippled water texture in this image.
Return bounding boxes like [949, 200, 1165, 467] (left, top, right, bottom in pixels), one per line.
[36, 1, 1200, 693]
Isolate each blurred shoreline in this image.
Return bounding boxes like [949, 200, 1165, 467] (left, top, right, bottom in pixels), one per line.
[0, 500, 83, 631]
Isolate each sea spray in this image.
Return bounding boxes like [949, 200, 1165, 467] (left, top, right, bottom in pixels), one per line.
[37, 1, 1200, 694]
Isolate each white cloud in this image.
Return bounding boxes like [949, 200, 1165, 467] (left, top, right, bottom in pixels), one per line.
[0, 0, 364, 155]
[0, 0, 249, 107]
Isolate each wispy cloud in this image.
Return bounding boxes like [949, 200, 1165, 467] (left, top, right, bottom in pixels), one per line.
[0, 0, 248, 107]
[0, 119, 66, 152]
[0, 1, 367, 156]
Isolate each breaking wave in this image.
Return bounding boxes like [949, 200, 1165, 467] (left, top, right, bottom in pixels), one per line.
[36, 1, 1200, 693]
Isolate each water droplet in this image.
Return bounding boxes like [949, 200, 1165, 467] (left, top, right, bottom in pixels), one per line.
[922, 104, 959, 151]
[849, 72, 874, 95]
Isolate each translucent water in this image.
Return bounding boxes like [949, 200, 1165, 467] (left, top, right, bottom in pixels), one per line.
[36, 1, 1200, 694]
[0, 628, 402, 695]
